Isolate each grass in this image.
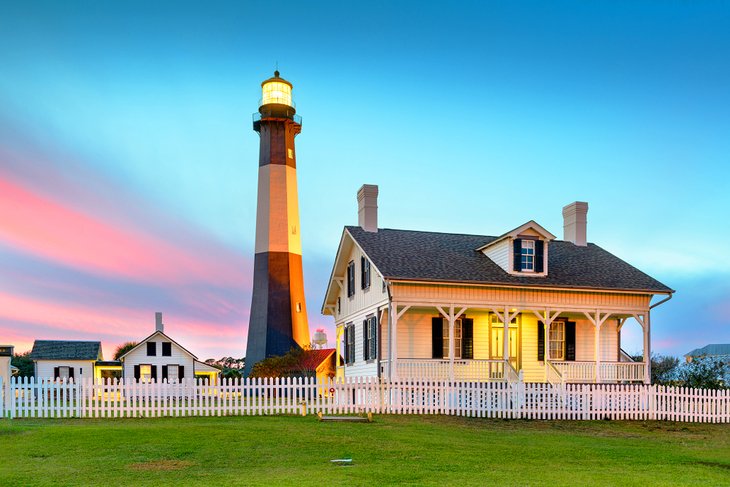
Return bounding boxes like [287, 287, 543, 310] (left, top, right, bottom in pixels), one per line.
[1, 415, 729, 486]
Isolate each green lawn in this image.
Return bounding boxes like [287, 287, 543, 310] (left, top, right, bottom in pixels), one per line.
[1, 415, 729, 486]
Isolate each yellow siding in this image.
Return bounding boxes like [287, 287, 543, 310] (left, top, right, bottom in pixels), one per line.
[520, 314, 544, 382]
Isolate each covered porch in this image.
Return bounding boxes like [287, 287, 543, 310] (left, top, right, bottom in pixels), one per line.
[383, 302, 651, 384]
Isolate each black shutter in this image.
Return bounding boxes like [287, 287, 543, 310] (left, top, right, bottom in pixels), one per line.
[343, 326, 349, 364]
[178, 365, 185, 379]
[162, 365, 168, 381]
[565, 321, 576, 361]
[370, 317, 378, 360]
[363, 319, 368, 361]
[360, 256, 366, 289]
[432, 317, 444, 359]
[151, 365, 158, 382]
[513, 239, 522, 271]
[68, 367, 75, 379]
[537, 322, 545, 361]
[54, 367, 60, 380]
[134, 365, 140, 382]
[462, 318, 474, 359]
[535, 240, 545, 273]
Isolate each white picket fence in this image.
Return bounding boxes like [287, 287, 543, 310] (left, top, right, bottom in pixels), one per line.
[1, 376, 729, 423]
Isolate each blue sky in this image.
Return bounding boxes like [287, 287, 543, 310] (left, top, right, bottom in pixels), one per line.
[1, 1, 729, 359]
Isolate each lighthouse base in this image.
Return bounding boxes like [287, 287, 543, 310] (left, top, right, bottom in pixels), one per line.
[244, 251, 309, 376]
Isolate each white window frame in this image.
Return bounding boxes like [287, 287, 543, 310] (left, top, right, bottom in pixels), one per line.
[521, 240, 535, 272]
[549, 321, 565, 361]
[58, 366, 70, 380]
[167, 364, 179, 383]
[140, 364, 152, 383]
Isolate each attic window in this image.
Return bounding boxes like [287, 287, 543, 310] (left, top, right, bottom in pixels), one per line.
[512, 238, 545, 273]
[521, 240, 535, 271]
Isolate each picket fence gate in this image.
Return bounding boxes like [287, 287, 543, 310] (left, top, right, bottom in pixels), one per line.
[1, 376, 729, 423]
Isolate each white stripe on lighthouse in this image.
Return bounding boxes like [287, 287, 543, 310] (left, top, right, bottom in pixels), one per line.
[254, 164, 303, 255]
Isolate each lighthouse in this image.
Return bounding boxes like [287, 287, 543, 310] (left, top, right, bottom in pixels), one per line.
[244, 71, 310, 376]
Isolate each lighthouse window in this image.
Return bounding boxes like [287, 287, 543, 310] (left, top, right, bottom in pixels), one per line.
[287, 148, 294, 159]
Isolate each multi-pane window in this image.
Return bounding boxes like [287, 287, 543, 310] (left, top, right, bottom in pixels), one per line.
[167, 365, 178, 382]
[162, 342, 172, 356]
[347, 261, 355, 297]
[147, 342, 156, 356]
[366, 316, 377, 360]
[58, 366, 70, 380]
[140, 364, 152, 383]
[344, 323, 355, 364]
[549, 321, 565, 360]
[521, 240, 535, 271]
[442, 319, 462, 359]
[361, 257, 371, 290]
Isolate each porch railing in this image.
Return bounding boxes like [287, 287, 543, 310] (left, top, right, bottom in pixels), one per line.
[551, 361, 646, 383]
[380, 359, 508, 381]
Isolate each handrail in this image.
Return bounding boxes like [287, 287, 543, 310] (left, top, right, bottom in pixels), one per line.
[546, 361, 563, 386]
[505, 360, 520, 384]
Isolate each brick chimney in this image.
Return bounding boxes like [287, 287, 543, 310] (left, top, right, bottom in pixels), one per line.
[155, 312, 164, 333]
[562, 202, 588, 246]
[357, 184, 378, 232]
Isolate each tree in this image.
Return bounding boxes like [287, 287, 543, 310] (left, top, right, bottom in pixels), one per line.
[11, 351, 34, 377]
[113, 342, 138, 360]
[205, 356, 245, 379]
[676, 357, 727, 389]
[249, 347, 316, 379]
[630, 353, 680, 385]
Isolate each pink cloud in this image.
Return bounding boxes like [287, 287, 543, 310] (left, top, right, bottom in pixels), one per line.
[0, 177, 244, 286]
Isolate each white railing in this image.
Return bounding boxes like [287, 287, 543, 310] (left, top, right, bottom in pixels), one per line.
[600, 362, 645, 382]
[382, 359, 508, 381]
[3, 377, 730, 423]
[546, 361, 563, 386]
[551, 361, 646, 383]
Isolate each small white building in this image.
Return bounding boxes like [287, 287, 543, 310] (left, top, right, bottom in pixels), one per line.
[29, 340, 102, 381]
[119, 313, 219, 383]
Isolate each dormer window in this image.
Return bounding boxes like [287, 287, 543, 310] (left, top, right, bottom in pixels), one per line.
[511, 238, 545, 274]
[521, 240, 535, 271]
[478, 220, 554, 276]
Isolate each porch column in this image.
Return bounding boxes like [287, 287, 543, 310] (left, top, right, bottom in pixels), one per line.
[584, 311, 611, 383]
[503, 308, 510, 364]
[389, 304, 397, 381]
[530, 309, 562, 382]
[437, 305, 466, 382]
[448, 306, 455, 381]
[390, 304, 411, 381]
[643, 313, 651, 384]
[594, 323, 601, 383]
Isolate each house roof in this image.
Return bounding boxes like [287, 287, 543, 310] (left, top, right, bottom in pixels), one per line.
[118, 331, 198, 361]
[30, 340, 102, 361]
[344, 226, 673, 294]
[298, 349, 336, 370]
[685, 344, 730, 358]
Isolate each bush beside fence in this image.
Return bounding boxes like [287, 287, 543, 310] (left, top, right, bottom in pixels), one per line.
[1, 376, 728, 422]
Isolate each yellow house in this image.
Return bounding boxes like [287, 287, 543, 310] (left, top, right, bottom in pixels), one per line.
[322, 185, 673, 384]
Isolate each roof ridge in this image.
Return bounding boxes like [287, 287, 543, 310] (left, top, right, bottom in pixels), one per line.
[347, 225, 498, 239]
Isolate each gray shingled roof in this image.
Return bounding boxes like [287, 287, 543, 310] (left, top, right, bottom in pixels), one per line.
[30, 340, 101, 360]
[685, 344, 730, 358]
[346, 226, 673, 293]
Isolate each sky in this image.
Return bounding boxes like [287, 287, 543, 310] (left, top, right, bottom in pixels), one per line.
[1, 1, 729, 360]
